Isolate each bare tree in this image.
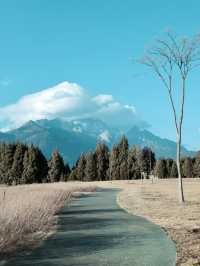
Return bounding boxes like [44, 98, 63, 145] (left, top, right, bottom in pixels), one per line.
[139, 32, 200, 203]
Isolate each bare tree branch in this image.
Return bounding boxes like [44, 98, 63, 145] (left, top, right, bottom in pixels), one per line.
[139, 31, 200, 203]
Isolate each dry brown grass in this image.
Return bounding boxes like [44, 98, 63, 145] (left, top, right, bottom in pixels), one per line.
[2, 179, 199, 265]
[0, 182, 96, 257]
[101, 179, 200, 266]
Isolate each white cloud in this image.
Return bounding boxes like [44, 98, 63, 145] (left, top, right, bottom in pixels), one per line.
[0, 81, 148, 131]
[124, 105, 136, 113]
[93, 94, 114, 106]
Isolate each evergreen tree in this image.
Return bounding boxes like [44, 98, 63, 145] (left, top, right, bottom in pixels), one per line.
[48, 150, 66, 182]
[0, 143, 47, 185]
[2, 144, 16, 185]
[154, 159, 167, 179]
[148, 148, 156, 174]
[193, 151, 200, 177]
[95, 143, 109, 181]
[138, 147, 155, 178]
[0, 143, 6, 184]
[76, 154, 86, 181]
[22, 146, 38, 184]
[182, 157, 194, 178]
[22, 145, 48, 184]
[109, 145, 120, 180]
[170, 160, 178, 178]
[118, 135, 129, 180]
[128, 146, 141, 179]
[63, 163, 71, 181]
[68, 167, 78, 181]
[68, 158, 80, 181]
[21, 150, 29, 184]
[9, 143, 27, 185]
[165, 158, 174, 178]
[36, 147, 48, 183]
[84, 151, 97, 181]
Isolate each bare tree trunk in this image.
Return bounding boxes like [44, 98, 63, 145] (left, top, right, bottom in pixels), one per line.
[140, 32, 200, 203]
[176, 77, 186, 203]
[176, 133, 185, 203]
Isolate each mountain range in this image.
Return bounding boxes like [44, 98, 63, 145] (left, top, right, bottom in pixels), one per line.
[0, 118, 195, 165]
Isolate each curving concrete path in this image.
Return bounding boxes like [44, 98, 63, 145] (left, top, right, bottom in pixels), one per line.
[6, 189, 176, 266]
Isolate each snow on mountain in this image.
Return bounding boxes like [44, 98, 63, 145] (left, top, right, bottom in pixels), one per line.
[98, 130, 111, 143]
[0, 118, 195, 164]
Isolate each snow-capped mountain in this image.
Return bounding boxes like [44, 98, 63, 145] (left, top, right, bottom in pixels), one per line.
[0, 118, 195, 164]
[36, 118, 118, 144]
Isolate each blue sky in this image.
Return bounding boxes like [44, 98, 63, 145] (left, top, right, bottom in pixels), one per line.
[0, 0, 199, 149]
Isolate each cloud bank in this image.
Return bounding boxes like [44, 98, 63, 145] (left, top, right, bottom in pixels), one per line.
[0, 81, 148, 131]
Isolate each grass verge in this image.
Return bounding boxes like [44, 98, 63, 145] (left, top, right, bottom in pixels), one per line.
[0, 182, 96, 257]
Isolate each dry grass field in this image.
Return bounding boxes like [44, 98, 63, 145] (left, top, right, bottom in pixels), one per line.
[1, 179, 199, 265]
[0, 182, 96, 257]
[97, 179, 200, 266]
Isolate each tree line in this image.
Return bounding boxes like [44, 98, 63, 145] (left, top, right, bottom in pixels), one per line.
[155, 155, 200, 179]
[0, 137, 199, 185]
[69, 136, 156, 181]
[0, 143, 70, 185]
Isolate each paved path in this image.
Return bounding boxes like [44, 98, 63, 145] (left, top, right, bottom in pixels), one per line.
[6, 189, 176, 266]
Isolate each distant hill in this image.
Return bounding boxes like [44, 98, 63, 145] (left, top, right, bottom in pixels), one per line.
[126, 126, 195, 159]
[0, 118, 195, 164]
[3, 120, 97, 164]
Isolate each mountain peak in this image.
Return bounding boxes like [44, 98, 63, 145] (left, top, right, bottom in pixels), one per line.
[11, 120, 44, 134]
[22, 120, 39, 128]
[0, 118, 195, 163]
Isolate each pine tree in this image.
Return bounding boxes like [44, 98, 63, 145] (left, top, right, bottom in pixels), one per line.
[182, 157, 194, 178]
[9, 143, 27, 185]
[21, 150, 28, 184]
[118, 135, 129, 180]
[193, 151, 200, 177]
[154, 159, 167, 179]
[36, 147, 48, 183]
[95, 143, 109, 181]
[0, 143, 6, 184]
[109, 145, 120, 180]
[138, 147, 155, 178]
[0, 142, 47, 185]
[170, 160, 178, 178]
[63, 163, 71, 181]
[165, 159, 174, 178]
[22, 145, 48, 184]
[68, 167, 78, 181]
[84, 151, 97, 181]
[3, 144, 16, 185]
[48, 150, 65, 182]
[128, 146, 141, 179]
[21, 146, 38, 184]
[76, 154, 86, 181]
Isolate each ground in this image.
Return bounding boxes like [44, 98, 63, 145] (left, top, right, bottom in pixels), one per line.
[0, 182, 96, 257]
[95, 179, 200, 266]
[6, 189, 175, 266]
[1, 179, 200, 265]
